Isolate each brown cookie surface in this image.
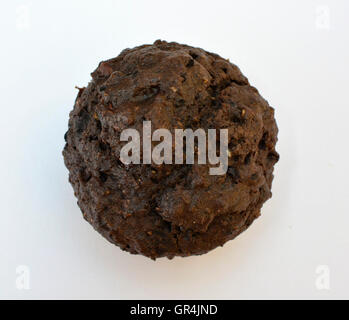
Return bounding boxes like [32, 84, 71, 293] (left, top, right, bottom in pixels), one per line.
[63, 40, 279, 259]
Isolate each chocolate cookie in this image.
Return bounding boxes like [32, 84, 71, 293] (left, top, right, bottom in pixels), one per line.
[63, 40, 279, 259]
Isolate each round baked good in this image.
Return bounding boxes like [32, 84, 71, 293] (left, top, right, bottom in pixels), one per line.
[63, 40, 279, 259]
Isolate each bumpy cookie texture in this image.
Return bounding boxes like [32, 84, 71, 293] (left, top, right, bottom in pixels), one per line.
[63, 40, 279, 259]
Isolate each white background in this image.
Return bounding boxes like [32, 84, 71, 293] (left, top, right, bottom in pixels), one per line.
[1, 0, 348, 299]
